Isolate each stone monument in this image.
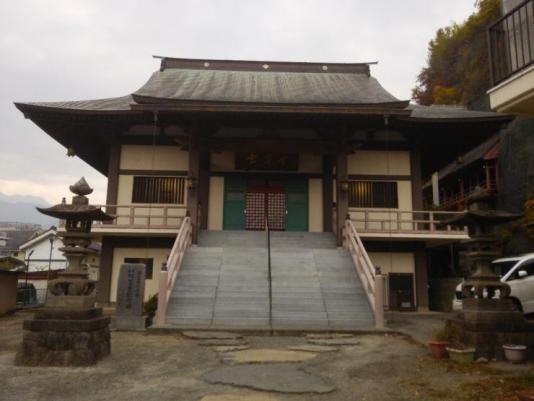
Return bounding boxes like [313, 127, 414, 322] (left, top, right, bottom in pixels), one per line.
[15, 178, 115, 366]
[112, 263, 147, 330]
[445, 189, 534, 359]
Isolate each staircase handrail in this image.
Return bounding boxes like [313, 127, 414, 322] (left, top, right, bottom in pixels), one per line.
[344, 218, 385, 329]
[156, 216, 192, 325]
[265, 218, 273, 332]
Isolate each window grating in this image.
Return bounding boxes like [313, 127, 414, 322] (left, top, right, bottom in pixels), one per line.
[348, 181, 398, 208]
[132, 176, 185, 204]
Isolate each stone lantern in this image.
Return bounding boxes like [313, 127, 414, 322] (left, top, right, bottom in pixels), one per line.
[444, 189, 534, 359]
[16, 178, 115, 366]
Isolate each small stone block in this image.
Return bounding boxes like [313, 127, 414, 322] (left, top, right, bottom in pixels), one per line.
[112, 315, 147, 331]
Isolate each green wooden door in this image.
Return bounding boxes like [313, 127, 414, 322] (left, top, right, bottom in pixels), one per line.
[223, 177, 246, 230]
[285, 179, 308, 231]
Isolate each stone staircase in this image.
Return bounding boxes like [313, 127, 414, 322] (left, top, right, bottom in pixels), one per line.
[165, 231, 374, 330]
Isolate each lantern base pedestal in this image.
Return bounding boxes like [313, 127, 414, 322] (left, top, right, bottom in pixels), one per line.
[15, 307, 110, 366]
[446, 298, 534, 360]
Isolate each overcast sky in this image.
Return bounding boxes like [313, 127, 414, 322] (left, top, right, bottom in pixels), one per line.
[0, 0, 477, 205]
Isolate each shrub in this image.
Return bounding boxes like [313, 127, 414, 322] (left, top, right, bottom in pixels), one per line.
[144, 293, 158, 323]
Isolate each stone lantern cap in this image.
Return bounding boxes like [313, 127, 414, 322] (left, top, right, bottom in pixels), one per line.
[36, 204, 114, 221]
[443, 210, 522, 227]
[36, 177, 114, 221]
[442, 186, 521, 227]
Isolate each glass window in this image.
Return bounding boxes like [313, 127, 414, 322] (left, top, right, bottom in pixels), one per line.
[348, 181, 398, 208]
[132, 176, 185, 204]
[491, 260, 518, 277]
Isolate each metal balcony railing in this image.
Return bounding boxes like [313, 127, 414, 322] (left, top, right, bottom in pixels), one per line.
[489, 0, 534, 85]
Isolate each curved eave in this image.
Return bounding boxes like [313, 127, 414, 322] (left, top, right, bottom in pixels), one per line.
[130, 95, 412, 116]
[397, 114, 514, 125]
[14, 102, 142, 118]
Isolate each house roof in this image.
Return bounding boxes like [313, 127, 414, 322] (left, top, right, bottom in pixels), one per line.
[0, 256, 25, 271]
[423, 134, 500, 188]
[131, 60, 405, 107]
[406, 104, 507, 120]
[0, 229, 40, 255]
[18, 227, 56, 251]
[15, 57, 514, 121]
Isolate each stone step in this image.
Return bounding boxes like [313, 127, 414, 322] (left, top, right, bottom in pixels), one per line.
[166, 231, 374, 330]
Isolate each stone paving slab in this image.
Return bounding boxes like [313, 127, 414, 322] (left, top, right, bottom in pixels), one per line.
[182, 331, 242, 340]
[199, 394, 280, 401]
[307, 338, 361, 346]
[287, 344, 339, 353]
[222, 348, 317, 364]
[198, 339, 249, 347]
[202, 364, 335, 394]
[210, 345, 250, 353]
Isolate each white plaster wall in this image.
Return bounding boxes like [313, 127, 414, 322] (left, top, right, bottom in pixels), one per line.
[368, 252, 415, 275]
[208, 176, 225, 230]
[489, 65, 534, 115]
[120, 145, 189, 171]
[348, 150, 411, 176]
[110, 248, 170, 302]
[368, 251, 416, 307]
[308, 178, 323, 232]
[22, 237, 66, 272]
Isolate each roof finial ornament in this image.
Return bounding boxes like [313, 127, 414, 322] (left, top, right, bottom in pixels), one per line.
[69, 177, 93, 196]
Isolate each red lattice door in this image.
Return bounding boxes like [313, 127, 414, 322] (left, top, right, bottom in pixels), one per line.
[267, 192, 285, 231]
[245, 191, 265, 230]
[245, 187, 286, 231]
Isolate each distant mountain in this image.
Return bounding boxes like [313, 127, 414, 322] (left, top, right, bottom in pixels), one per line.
[0, 193, 57, 227]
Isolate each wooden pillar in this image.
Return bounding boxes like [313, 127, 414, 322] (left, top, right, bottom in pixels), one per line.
[414, 243, 430, 311]
[410, 147, 423, 210]
[105, 137, 121, 214]
[187, 136, 200, 244]
[410, 147, 423, 230]
[322, 155, 334, 233]
[198, 151, 210, 230]
[336, 151, 348, 246]
[96, 237, 113, 304]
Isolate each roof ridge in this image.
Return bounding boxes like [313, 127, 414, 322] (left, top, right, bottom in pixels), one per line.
[155, 56, 375, 75]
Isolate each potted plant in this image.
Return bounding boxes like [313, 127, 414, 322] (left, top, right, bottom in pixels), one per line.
[446, 345, 476, 364]
[428, 327, 450, 359]
[437, 323, 476, 364]
[503, 344, 528, 364]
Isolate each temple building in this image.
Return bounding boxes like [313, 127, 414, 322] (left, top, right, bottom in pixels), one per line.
[15, 57, 512, 327]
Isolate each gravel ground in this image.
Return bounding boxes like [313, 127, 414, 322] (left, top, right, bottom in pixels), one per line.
[1, 312, 533, 401]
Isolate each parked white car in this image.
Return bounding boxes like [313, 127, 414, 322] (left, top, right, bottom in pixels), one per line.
[452, 253, 534, 314]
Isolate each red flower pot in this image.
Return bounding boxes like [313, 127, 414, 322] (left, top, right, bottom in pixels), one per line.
[517, 390, 534, 401]
[428, 341, 449, 359]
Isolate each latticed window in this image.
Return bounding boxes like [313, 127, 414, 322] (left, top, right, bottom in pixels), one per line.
[348, 181, 398, 208]
[132, 176, 185, 204]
